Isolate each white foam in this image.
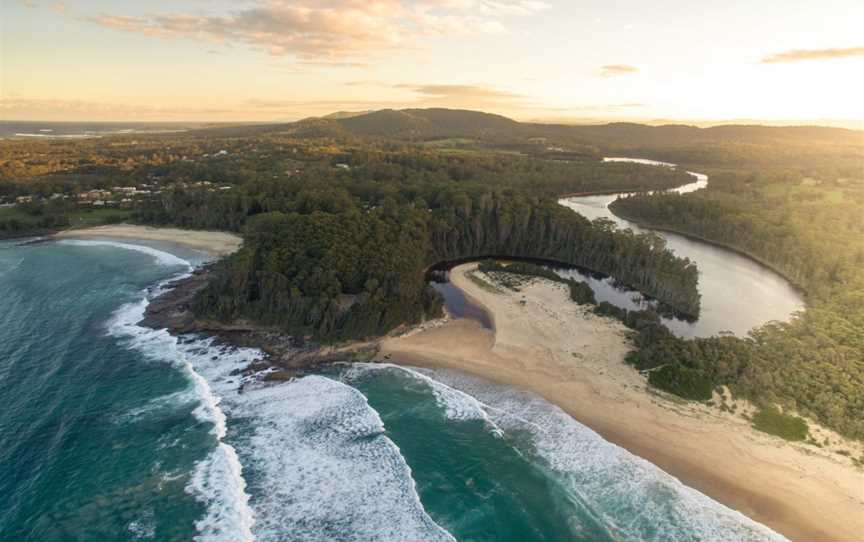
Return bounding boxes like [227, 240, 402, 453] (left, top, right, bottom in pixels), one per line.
[107, 270, 452, 541]
[116, 388, 197, 422]
[414, 368, 788, 542]
[218, 375, 455, 542]
[344, 363, 504, 436]
[187, 443, 255, 542]
[59, 239, 192, 268]
[108, 281, 256, 542]
[127, 509, 156, 540]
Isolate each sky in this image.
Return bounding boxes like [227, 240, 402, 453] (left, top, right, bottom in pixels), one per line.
[2, 0, 863, 125]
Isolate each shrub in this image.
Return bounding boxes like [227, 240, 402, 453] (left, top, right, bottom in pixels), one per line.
[567, 279, 596, 305]
[648, 365, 714, 401]
[752, 407, 808, 441]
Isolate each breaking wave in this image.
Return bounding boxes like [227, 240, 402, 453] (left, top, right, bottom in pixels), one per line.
[411, 367, 788, 542]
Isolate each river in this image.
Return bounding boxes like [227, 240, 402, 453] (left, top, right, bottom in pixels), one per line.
[557, 158, 805, 338]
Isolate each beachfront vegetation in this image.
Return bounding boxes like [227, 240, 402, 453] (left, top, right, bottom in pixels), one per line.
[752, 407, 809, 441]
[648, 365, 714, 401]
[477, 260, 597, 305]
[2, 108, 862, 439]
[0, 204, 132, 237]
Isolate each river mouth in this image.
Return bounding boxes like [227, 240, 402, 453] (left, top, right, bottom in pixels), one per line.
[426, 256, 696, 331]
[425, 157, 806, 340]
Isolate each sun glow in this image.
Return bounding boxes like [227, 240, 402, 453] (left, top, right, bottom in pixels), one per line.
[1, 0, 862, 125]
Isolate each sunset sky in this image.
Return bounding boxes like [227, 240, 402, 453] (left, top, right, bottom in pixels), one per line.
[2, 0, 863, 124]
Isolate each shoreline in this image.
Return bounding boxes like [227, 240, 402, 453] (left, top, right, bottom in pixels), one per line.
[381, 264, 864, 542]
[606, 205, 811, 298]
[52, 224, 243, 257]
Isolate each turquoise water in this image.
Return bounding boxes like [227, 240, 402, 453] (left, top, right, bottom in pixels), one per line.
[0, 239, 788, 541]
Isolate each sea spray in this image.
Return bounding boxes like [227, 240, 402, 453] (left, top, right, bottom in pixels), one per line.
[406, 367, 789, 542]
[343, 363, 505, 436]
[103, 242, 452, 541]
[216, 375, 455, 542]
[105, 246, 256, 542]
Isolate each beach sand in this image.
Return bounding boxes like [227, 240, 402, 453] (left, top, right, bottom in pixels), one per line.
[54, 224, 243, 257]
[381, 263, 864, 542]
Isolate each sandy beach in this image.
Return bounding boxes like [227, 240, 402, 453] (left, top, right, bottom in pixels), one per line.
[53, 224, 243, 257]
[381, 264, 864, 542]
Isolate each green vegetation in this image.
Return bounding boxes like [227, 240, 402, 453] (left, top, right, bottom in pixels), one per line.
[193, 186, 699, 342]
[0, 205, 68, 236]
[2, 108, 862, 440]
[648, 365, 714, 401]
[477, 260, 596, 305]
[752, 407, 809, 441]
[0, 204, 131, 237]
[610, 168, 864, 439]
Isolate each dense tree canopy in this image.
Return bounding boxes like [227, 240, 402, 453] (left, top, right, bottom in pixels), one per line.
[611, 170, 864, 438]
[3, 110, 862, 440]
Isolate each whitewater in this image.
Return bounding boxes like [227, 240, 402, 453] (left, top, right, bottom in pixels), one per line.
[0, 238, 788, 541]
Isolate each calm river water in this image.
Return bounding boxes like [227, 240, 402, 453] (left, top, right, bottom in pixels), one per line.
[558, 158, 805, 338]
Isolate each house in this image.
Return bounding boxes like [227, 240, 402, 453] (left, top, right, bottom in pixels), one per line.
[78, 189, 111, 201]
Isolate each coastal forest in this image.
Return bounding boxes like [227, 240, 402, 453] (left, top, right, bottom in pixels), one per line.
[2, 108, 862, 441]
[611, 167, 864, 439]
[187, 156, 700, 341]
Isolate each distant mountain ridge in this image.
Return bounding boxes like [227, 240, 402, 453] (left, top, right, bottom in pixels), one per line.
[336, 108, 522, 137]
[192, 108, 863, 148]
[331, 108, 862, 145]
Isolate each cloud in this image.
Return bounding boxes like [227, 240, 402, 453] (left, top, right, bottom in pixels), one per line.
[761, 46, 864, 64]
[0, 97, 237, 119]
[395, 83, 525, 101]
[245, 83, 529, 110]
[243, 82, 559, 118]
[577, 103, 646, 111]
[599, 64, 638, 77]
[86, 1, 549, 60]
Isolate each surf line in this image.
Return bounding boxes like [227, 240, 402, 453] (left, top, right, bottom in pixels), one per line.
[98, 241, 255, 541]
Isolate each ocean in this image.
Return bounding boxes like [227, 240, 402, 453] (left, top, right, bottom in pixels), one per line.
[0, 239, 788, 541]
[0, 122, 199, 139]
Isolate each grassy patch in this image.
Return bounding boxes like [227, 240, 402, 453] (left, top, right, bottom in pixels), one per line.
[466, 271, 501, 293]
[0, 206, 40, 223]
[752, 406, 808, 441]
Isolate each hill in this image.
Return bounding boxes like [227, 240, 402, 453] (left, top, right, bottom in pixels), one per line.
[335, 109, 860, 144]
[336, 108, 522, 137]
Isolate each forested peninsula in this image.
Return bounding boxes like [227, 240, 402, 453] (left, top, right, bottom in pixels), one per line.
[3, 108, 862, 442]
[188, 155, 700, 342]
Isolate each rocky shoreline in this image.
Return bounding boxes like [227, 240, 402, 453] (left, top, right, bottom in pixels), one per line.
[142, 266, 380, 380]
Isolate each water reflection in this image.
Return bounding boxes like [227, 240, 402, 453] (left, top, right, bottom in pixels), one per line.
[559, 159, 805, 339]
[429, 277, 494, 329]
